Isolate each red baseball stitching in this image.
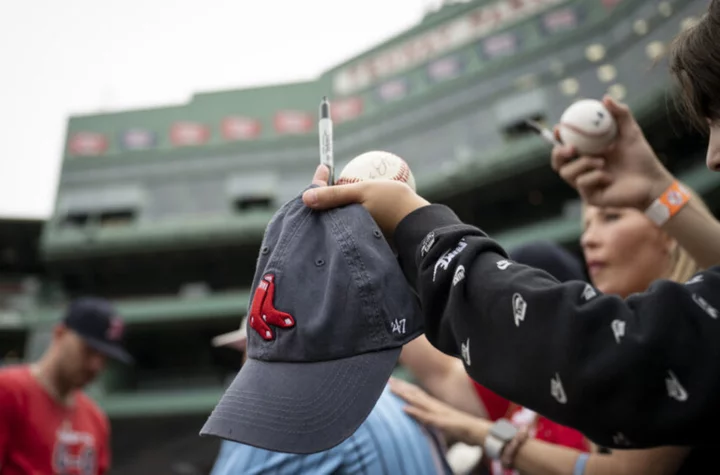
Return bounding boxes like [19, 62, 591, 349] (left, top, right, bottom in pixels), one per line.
[393, 161, 410, 182]
[559, 122, 615, 139]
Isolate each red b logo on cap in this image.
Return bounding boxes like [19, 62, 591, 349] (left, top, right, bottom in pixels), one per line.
[249, 274, 295, 341]
[106, 317, 124, 341]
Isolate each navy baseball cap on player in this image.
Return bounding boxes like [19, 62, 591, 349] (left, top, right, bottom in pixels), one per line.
[200, 185, 423, 454]
[63, 297, 133, 364]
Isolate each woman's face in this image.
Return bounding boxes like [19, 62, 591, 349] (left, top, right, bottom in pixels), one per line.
[581, 206, 674, 298]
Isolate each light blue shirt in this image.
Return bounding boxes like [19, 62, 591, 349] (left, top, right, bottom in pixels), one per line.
[210, 386, 452, 475]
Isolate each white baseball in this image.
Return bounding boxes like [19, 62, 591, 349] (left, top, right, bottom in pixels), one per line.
[558, 99, 618, 155]
[337, 151, 416, 191]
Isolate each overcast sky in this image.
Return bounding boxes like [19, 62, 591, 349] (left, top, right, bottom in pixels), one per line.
[0, 0, 438, 220]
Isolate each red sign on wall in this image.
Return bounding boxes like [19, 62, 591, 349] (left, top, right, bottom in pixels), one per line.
[68, 132, 108, 156]
[221, 116, 262, 140]
[274, 111, 313, 134]
[170, 121, 210, 146]
[331, 97, 364, 124]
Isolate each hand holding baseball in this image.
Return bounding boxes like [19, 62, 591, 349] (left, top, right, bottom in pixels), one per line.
[551, 96, 673, 210]
[304, 164, 429, 236]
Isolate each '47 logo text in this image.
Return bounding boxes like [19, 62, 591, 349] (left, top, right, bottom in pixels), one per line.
[391, 319, 406, 334]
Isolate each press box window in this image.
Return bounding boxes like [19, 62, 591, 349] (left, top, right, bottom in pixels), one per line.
[234, 196, 274, 212]
[56, 187, 143, 229]
[494, 90, 549, 141]
[59, 209, 137, 228]
[62, 212, 92, 228]
[502, 114, 548, 140]
[226, 173, 277, 213]
[99, 209, 136, 227]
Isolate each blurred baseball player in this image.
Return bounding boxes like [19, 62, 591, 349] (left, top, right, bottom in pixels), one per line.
[0, 297, 132, 475]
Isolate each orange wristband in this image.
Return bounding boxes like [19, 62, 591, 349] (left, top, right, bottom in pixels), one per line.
[644, 180, 691, 226]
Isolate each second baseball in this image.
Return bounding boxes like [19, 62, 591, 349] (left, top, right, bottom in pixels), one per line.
[337, 151, 416, 191]
[558, 99, 618, 155]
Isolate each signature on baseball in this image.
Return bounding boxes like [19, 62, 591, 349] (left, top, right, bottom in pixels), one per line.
[368, 157, 389, 179]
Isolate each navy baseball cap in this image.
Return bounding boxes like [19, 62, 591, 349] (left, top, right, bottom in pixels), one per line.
[509, 241, 586, 283]
[200, 186, 423, 454]
[63, 297, 133, 364]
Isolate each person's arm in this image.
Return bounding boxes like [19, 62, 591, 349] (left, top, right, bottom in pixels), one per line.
[510, 437, 689, 475]
[499, 433, 687, 475]
[399, 334, 488, 417]
[391, 378, 690, 475]
[660, 191, 720, 269]
[393, 203, 720, 448]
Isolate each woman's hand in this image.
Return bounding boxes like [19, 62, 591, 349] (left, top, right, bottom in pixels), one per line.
[302, 165, 430, 236]
[551, 95, 674, 210]
[389, 377, 489, 446]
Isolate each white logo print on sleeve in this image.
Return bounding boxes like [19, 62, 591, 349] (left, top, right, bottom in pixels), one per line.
[452, 265, 465, 286]
[496, 259, 512, 270]
[420, 232, 436, 257]
[686, 274, 704, 285]
[692, 293, 718, 318]
[612, 432, 631, 446]
[433, 240, 468, 282]
[665, 370, 688, 402]
[550, 373, 567, 404]
[582, 284, 597, 301]
[512, 293, 527, 327]
[461, 338, 471, 366]
[611, 319, 625, 344]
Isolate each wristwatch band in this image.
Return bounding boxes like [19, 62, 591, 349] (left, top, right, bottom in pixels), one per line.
[644, 180, 691, 227]
[484, 433, 506, 460]
[501, 426, 530, 469]
[484, 418, 517, 460]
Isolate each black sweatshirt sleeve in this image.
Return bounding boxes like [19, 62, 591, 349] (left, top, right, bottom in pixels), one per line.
[394, 204, 720, 448]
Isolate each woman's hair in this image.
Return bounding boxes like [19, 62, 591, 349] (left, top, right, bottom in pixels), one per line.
[668, 1, 720, 130]
[668, 237, 700, 283]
